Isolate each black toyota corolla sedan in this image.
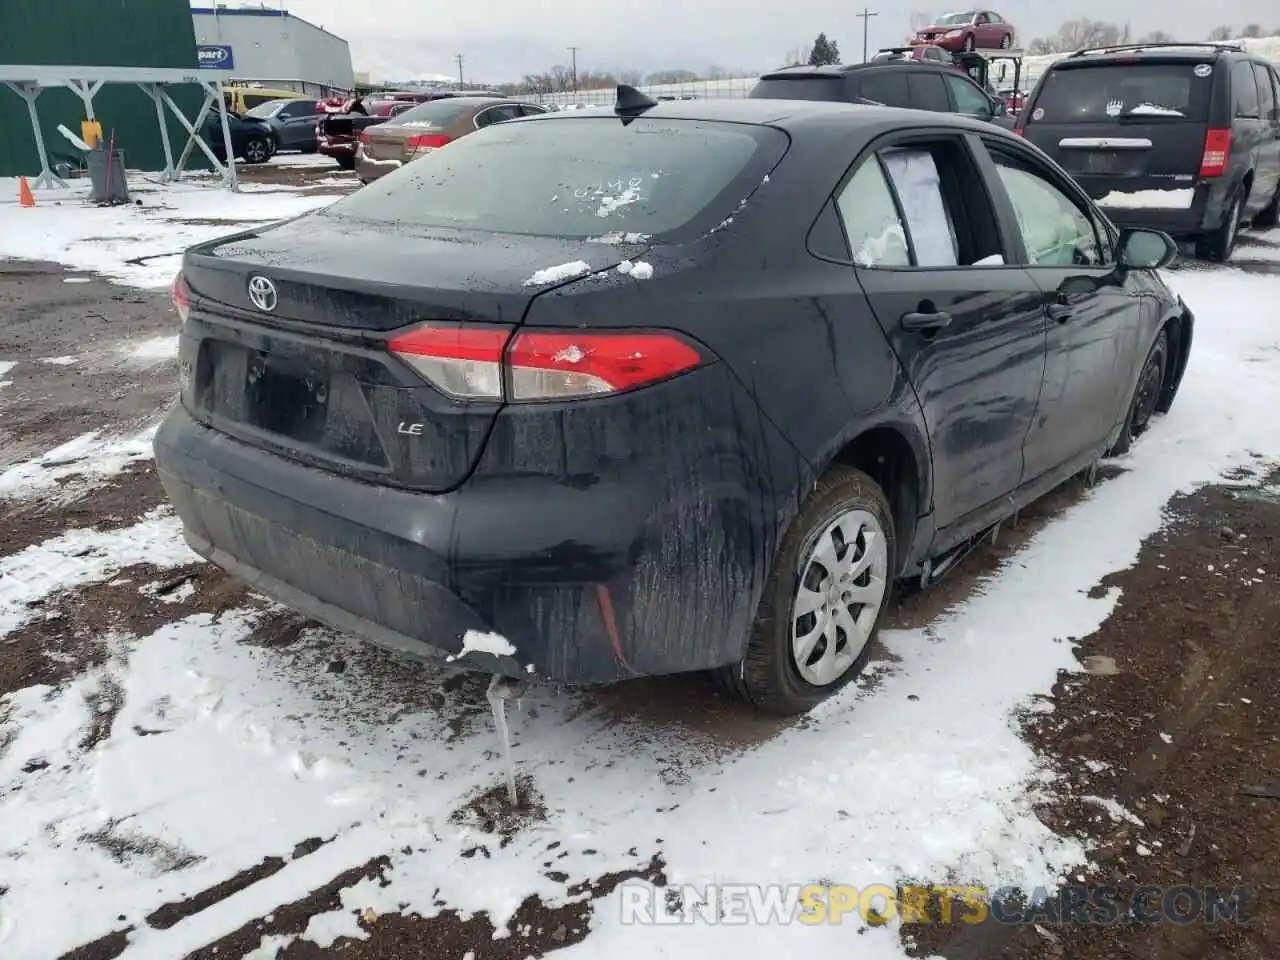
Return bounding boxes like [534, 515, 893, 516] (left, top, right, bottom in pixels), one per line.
[155, 91, 1193, 716]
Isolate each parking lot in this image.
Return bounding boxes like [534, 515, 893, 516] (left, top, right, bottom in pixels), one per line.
[1, 154, 1279, 960]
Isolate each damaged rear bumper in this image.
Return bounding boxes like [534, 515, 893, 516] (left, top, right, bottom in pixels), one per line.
[154, 380, 800, 684]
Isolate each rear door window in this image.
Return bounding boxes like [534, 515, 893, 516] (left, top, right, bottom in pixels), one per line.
[324, 117, 787, 241]
[859, 71, 912, 107]
[1252, 63, 1275, 120]
[835, 159, 911, 267]
[1032, 63, 1212, 122]
[910, 71, 952, 112]
[1233, 61, 1260, 118]
[475, 104, 524, 127]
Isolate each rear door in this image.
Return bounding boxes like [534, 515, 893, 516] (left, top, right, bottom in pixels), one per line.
[1020, 58, 1214, 203]
[834, 131, 1048, 536]
[276, 100, 322, 150]
[908, 70, 952, 112]
[474, 104, 525, 128]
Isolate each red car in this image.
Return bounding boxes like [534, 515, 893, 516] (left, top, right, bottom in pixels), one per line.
[913, 11, 1015, 52]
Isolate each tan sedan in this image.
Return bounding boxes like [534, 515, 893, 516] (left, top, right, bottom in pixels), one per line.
[354, 97, 550, 183]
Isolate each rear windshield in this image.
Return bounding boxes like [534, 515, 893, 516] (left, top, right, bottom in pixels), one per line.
[1032, 62, 1212, 122]
[388, 99, 475, 128]
[321, 117, 786, 240]
[246, 100, 288, 119]
[751, 76, 845, 101]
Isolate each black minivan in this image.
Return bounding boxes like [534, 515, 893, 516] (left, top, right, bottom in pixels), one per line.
[1016, 42, 1280, 261]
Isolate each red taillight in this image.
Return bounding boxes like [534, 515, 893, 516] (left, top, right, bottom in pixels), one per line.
[1012, 127, 1024, 137]
[387, 324, 705, 401]
[406, 133, 451, 152]
[359, 130, 370, 144]
[171, 272, 191, 323]
[1199, 128, 1231, 177]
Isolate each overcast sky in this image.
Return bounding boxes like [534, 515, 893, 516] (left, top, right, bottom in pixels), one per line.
[241, 0, 1278, 82]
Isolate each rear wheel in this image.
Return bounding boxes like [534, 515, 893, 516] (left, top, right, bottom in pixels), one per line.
[715, 466, 895, 716]
[241, 138, 270, 164]
[1108, 330, 1168, 457]
[335, 156, 356, 171]
[1195, 189, 1243, 262]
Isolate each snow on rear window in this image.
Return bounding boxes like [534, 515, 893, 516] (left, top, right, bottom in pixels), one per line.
[322, 117, 785, 240]
[1032, 63, 1211, 123]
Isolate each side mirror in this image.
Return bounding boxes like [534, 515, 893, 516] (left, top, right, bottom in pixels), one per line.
[1118, 228, 1178, 269]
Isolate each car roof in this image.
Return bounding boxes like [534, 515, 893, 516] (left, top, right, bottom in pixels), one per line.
[760, 61, 955, 79]
[1050, 41, 1251, 67]
[399, 95, 511, 109]
[526, 97, 1009, 138]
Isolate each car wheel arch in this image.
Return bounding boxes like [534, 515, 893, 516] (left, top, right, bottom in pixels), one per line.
[825, 423, 929, 575]
[1156, 309, 1192, 414]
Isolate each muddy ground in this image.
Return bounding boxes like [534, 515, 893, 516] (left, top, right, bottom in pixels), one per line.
[2, 254, 1278, 959]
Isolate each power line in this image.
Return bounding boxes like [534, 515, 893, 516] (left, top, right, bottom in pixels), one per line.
[453, 53, 464, 89]
[856, 8, 878, 62]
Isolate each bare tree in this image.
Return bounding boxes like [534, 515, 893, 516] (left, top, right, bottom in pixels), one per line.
[1139, 29, 1176, 43]
[1208, 25, 1233, 40]
[1239, 23, 1265, 38]
[616, 69, 644, 85]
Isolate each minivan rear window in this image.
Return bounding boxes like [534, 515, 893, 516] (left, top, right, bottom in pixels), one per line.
[1032, 63, 1212, 122]
[751, 77, 845, 101]
[322, 117, 786, 240]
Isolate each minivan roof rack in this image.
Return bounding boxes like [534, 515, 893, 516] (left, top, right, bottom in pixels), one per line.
[1068, 40, 1244, 58]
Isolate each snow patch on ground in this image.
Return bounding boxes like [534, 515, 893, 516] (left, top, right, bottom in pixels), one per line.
[0, 425, 160, 498]
[448, 630, 518, 661]
[0, 360, 15, 391]
[120, 335, 180, 365]
[0, 178, 338, 288]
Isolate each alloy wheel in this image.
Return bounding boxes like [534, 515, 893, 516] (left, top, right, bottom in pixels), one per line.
[791, 509, 888, 687]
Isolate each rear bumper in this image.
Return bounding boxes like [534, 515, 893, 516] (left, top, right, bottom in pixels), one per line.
[317, 137, 356, 158]
[353, 150, 402, 182]
[1084, 178, 1231, 238]
[154, 366, 806, 685]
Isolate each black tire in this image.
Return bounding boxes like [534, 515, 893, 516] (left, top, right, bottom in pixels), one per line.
[714, 466, 896, 716]
[1255, 183, 1280, 229]
[1195, 188, 1243, 262]
[335, 155, 356, 171]
[1108, 330, 1168, 457]
[964, 33, 976, 51]
[241, 138, 270, 165]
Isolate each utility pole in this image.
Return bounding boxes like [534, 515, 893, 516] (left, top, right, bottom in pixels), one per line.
[856, 8, 878, 62]
[568, 46, 579, 93]
[454, 53, 464, 89]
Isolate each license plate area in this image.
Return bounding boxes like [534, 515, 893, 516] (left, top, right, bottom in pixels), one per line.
[1061, 150, 1143, 177]
[245, 351, 329, 443]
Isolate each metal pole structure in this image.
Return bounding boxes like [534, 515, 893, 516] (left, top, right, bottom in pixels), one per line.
[214, 78, 239, 191]
[454, 54, 464, 89]
[857, 8, 879, 62]
[568, 46, 579, 93]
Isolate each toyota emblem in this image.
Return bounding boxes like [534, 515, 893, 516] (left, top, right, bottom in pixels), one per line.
[247, 275, 277, 312]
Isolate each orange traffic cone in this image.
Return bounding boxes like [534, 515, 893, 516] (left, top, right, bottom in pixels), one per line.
[18, 176, 35, 208]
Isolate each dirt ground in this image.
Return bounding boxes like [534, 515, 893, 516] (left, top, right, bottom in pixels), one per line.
[2, 253, 1278, 959]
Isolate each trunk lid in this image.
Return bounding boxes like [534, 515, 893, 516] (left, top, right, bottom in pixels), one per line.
[1023, 58, 1214, 201]
[180, 215, 638, 492]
